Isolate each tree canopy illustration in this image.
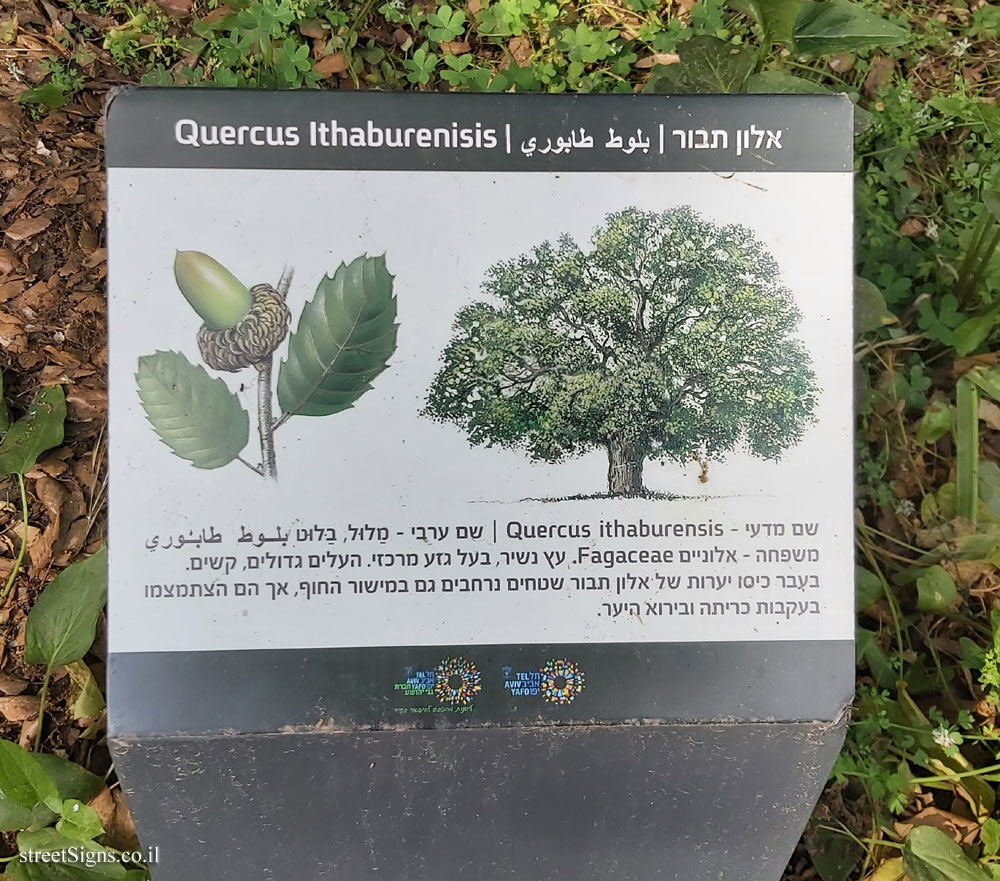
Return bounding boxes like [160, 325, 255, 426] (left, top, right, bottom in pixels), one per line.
[426, 206, 817, 497]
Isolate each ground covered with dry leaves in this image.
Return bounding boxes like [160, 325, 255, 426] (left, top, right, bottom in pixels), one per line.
[0, 0, 998, 878]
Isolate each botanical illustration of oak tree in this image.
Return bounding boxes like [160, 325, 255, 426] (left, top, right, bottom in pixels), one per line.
[426, 207, 818, 497]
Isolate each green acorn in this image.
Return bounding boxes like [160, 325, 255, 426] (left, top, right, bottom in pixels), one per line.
[174, 251, 252, 330]
[174, 251, 291, 373]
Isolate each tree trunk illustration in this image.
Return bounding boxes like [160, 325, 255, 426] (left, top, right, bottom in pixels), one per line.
[606, 435, 645, 496]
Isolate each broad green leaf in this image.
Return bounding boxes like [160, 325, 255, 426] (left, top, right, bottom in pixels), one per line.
[0, 386, 65, 476]
[65, 661, 105, 723]
[743, 72, 873, 133]
[745, 70, 829, 94]
[915, 565, 957, 612]
[979, 461, 1000, 523]
[954, 311, 999, 356]
[856, 565, 882, 609]
[805, 824, 862, 881]
[56, 799, 104, 842]
[0, 741, 60, 813]
[648, 35, 754, 93]
[277, 255, 398, 419]
[966, 366, 1000, 403]
[135, 351, 249, 469]
[11, 828, 127, 880]
[856, 626, 894, 688]
[929, 97, 1000, 138]
[731, 0, 799, 44]
[743, 0, 801, 45]
[903, 824, 992, 881]
[985, 190, 1000, 224]
[855, 276, 897, 334]
[982, 817, 1000, 858]
[916, 401, 953, 446]
[794, 0, 909, 56]
[956, 377, 979, 524]
[33, 755, 102, 804]
[960, 636, 986, 670]
[24, 547, 107, 670]
[0, 795, 36, 833]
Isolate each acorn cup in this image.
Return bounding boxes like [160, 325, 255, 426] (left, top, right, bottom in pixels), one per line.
[174, 251, 291, 372]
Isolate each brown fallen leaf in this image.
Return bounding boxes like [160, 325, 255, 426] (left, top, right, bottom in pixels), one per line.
[507, 35, 531, 67]
[0, 672, 27, 695]
[900, 217, 926, 237]
[0, 694, 40, 722]
[18, 718, 37, 750]
[981, 398, 1000, 431]
[864, 54, 896, 98]
[28, 474, 66, 573]
[894, 805, 980, 846]
[4, 213, 52, 241]
[90, 786, 114, 830]
[440, 40, 471, 54]
[107, 789, 141, 852]
[65, 386, 107, 422]
[314, 51, 348, 78]
[154, 0, 192, 16]
[636, 52, 680, 69]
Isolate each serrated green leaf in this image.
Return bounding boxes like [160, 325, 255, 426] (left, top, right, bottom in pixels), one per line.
[648, 35, 754, 93]
[903, 824, 992, 881]
[794, 0, 909, 56]
[0, 741, 59, 812]
[11, 828, 127, 880]
[915, 565, 957, 612]
[136, 351, 249, 469]
[24, 547, 107, 670]
[277, 255, 398, 419]
[56, 799, 104, 842]
[0, 386, 65, 477]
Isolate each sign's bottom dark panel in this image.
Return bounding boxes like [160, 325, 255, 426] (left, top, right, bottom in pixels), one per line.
[109, 640, 853, 736]
[114, 722, 845, 881]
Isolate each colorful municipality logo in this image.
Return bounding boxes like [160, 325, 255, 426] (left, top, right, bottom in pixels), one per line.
[503, 658, 586, 705]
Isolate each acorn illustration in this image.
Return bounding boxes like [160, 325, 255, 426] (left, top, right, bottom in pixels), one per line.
[174, 251, 290, 372]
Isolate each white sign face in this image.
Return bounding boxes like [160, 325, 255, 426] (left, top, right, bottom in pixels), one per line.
[106, 97, 854, 654]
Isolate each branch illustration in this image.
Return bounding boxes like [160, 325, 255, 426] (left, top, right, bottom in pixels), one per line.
[256, 265, 293, 479]
[136, 252, 398, 480]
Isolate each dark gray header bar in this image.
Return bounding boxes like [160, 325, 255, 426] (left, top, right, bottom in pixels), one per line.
[105, 88, 852, 173]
